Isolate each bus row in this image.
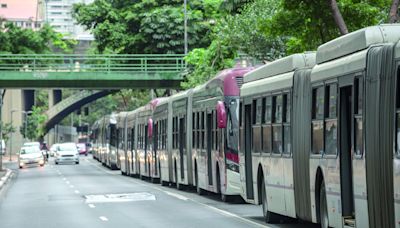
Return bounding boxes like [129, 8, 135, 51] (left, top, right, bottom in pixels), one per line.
[91, 25, 400, 228]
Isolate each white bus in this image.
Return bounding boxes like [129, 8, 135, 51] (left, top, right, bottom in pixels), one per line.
[239, 24, 400, 227]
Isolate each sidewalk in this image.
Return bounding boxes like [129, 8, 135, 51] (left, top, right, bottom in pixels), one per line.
[1, 155, 19, 170]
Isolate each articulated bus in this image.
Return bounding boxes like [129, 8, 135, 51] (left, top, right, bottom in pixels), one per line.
[116, 112, 128, 172]
[169, 90, 194, 189]
[191, 67, 252, 200]
[96, 114, 118, 170]
[91, 120, 100, 161]
[152, 98, 172, 186]
[240, 24, 400, 227]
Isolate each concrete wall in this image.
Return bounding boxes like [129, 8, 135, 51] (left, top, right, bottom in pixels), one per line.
[2, 89, 24, 157]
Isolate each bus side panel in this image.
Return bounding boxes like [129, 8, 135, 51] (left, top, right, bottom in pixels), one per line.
[395, 159, 400, 227]
[266, 156, 285, 215]
[309, 159, 320, 223]
[325, 158, 342, 227]
[353, 158, 369, 228]
[283, 157, 296, 218]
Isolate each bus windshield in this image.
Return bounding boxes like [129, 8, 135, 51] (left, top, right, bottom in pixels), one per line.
[226, 98, 239, 153]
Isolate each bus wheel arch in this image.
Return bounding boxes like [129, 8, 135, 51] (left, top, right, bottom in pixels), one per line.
[257, 164, 264, 205]
[315, 166, 327, 225]
[258, 164, 278, 223]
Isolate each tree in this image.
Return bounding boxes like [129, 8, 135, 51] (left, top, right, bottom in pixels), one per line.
[389, 0, 399, 22]
[0, 122, 15, 144]
[327, 0, 348, 35]
[20, 106, 47, 141]
[73, 0, 221, 54]
[0, 22, 76, 54]
[269, 0, 389, 54]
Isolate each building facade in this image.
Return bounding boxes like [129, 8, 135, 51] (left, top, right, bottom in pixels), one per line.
[0, 0, 45, 30]
[45, 0, 94, 40]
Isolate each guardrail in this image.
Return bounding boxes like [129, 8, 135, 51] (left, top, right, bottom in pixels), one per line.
[0, 54, 186, 73]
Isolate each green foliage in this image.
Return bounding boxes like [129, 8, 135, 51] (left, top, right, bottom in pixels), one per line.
[269, 0, 391, 54]
[0, 22, 76, 54]
[222, 0, 285, 61]
[181, 38, 236, 89]
[219, 0, 255, 14]
[20, 106, 47, 140]
[0, 122, 15, 143]
[73, 0, 221, 54]
[182, 0, 285, 89]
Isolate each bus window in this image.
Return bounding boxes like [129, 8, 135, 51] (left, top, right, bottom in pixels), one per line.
[325, 84, 338, 155]
[283, 93, 291, 155]
[272, 95, 283, 154]
[354, 78, 363, 156]
[312, 87, 324, 155]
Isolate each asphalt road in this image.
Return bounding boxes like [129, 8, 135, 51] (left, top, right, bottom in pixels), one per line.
[0, 155, 317, 228]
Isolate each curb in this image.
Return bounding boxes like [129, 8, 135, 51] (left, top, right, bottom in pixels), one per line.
[0, 168, 12, 190]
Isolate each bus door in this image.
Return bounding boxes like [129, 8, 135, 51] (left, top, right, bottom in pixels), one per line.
[154, 122, 158, 175]
[179, 117, 185, 180]
[244, 104, 254, 200]
[339, 82, 355, 223]
[207, 113, 213, 185]
[145, 124, 148, 174]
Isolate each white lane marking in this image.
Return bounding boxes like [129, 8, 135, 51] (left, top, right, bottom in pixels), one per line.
[88, 204, 96, 208]
[70, 185, 74, 188]
[85, 193, 155, 203]
[63, 178, 66, 181]
[86, 158, 267, 227]
[99, 216, 108, 221]
[66, 181, 70, 184]
[163, 191, 189, 201]
[74, 190, 80, 194]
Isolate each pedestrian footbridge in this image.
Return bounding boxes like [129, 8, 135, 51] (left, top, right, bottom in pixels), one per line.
[0, 54, 186, 88]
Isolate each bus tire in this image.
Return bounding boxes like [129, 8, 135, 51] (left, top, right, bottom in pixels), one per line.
[319, 181, 329, 228]
[161, 180, 169, 186]
[261, 178, 278, 223]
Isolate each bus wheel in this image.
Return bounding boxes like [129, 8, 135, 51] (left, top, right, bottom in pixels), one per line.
[262, 178, 278, 223]
[319, 181, 329, 228]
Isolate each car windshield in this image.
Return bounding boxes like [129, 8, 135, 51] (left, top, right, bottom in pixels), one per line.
[58, 144, 77, 151]
[20, 147, 40, 154]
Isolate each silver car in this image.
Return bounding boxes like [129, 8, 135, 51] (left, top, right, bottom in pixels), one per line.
[54, 143, 79, 165]
[19, 146, 45, 168]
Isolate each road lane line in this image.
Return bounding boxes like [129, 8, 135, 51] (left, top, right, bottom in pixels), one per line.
[70, 185, 74, 188]
[63, 178, 66, 181]
[88, 204, 96, 208]
[162, 190, 189, 201]
[66, 181, 70, 184]
[99, 216, 108, 221]
[74, 190, 80, 194]
[86, 158, 267, 227]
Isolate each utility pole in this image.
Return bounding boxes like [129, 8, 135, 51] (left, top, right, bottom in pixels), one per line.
[184, 0, 188, 55]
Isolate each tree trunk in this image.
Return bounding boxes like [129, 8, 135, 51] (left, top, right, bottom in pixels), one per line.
[327, 0, 348, 35]
[389, 0, 399, 23]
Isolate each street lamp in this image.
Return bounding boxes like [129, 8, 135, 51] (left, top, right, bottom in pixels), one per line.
[184, 0, 188, 55]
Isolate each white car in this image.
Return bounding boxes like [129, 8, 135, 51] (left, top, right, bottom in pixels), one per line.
[19, 146, 45, 168]
[55, 143, 79, 165]
[49, 143, 60, 157]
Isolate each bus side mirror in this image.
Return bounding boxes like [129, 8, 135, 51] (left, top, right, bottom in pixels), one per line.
[216, 101, 227, 129]
[148, 118, 153, 138]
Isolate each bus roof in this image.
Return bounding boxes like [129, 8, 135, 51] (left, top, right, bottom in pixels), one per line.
[244, 53, 315, 83]
[316, 24, 400, 64]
